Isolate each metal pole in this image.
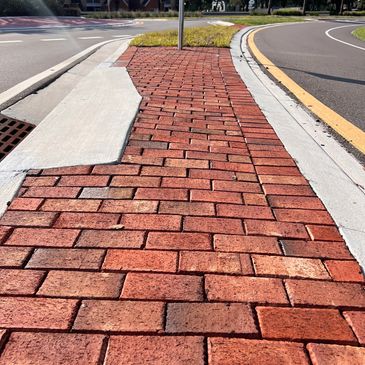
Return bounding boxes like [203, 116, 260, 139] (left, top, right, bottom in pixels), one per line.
[178, 0, 184, 50]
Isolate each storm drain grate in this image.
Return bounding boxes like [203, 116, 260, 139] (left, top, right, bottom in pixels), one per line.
[0, 114, 35, 162]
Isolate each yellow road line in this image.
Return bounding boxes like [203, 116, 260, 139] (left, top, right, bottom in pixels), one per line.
[248, 28, 365, 155]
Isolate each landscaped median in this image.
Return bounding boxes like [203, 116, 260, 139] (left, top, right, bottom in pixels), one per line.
[352, 26, 365, 41]
[131, 25, 241, 47]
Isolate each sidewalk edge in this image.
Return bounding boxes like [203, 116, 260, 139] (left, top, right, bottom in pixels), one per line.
[231, 27, 365, 269]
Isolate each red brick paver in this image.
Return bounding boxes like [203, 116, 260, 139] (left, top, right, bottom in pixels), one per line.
[0, 46, 364, 363]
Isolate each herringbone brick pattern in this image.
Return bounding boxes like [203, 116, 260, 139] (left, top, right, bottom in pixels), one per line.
[0, 47, 364, 364]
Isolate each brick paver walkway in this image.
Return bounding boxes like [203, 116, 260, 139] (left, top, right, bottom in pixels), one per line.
[0, 46, 364, 364]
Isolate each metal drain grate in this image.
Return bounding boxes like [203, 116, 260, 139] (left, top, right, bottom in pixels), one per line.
[0, 114, 35, 161]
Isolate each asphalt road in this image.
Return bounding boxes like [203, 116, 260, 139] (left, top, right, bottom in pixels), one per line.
[0, 18, 209, 93]
[254, 20, 365, 132]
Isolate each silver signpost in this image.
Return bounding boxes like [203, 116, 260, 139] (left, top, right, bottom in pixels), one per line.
[178, 0, 184, 50]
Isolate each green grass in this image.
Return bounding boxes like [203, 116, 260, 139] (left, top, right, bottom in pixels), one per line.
[130, 25, 239, 47]
[352, 27, 365, 41]
[229, 15, 306, 25]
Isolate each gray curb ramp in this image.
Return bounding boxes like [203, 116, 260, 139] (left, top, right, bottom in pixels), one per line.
[231, 26, 365, 269]
[0, 39, 141, 216]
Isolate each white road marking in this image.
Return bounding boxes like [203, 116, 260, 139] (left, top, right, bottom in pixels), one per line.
[40, 38, 67, 42]
[78, 36, 104, 40]
[112, 35, 131, 38]
[325, 25, 365, 52]
[0, 40, 22, 44]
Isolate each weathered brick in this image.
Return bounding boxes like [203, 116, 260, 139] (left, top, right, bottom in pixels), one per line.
[121, 214, 181, 231]
[23, 187, 80, 198]
[143, 149, 184, 158]
[122, 273, 203, 301]
[42, 166, 92, 175]
[307, 343, 365, 365]
[281, 239, 352, 259]
[0, 332, 105, 365]
[100, 200, 158, 213]
[0, 247, 31, 267]
[0, 297, 77, 329]
[27, 248, 104, 270]
[54, 212, 119, 229]
[179, 251, 252, 274]
[263, 184, 314, 196]
[217, 204, 273, 219]
[213, 180, 261, 193]
[135, 187, 188, 201]
[141, 166, 186, 177]
[41, 199, 101, 212]
[0, 269, 44, 295]
[243, 193, 268, 206]
[268, 196, 325, 210]
[0, 211, 57, 227]
[208, 338, 309, 365]
[191, 190, 242, 204]
[76, 230, 144, 248]
[235, 173, 258, 182]
[343, 311, 365, 345]
[159, 201, 215, 216]
[79, 187, 133, 199]
[165, 158, 209, 169]
[161, 177, 211, 189]
[166, 303, 257, 335]
[38, 270, 123, 298]
[259, 175, 307, 185]
[257, 307, 356, 342]
[122, 155, 163, 166]
[285, 279, 365, 308]
[0, 227, 11, 244]
[74, 300, 164, 332]
[23, 176, 58, 187]
[103, 249, 177, 272]
[252, 255, 330, 279]
[274, 209, 334, 225]
[184, 216, 244, 234]
[325, 260, 364, 282]
[307, 225, 343, 241]
[205, 275, 288, 304]
[9, 198, 43, 211]
[58, 175, 109, 187]
[105, 336, 204, 365]
[245, 220, 309, 239]
[214, 235, 280, 254]
[253, 157, 296, 166]
[211, 161, 255, 173]
[92, 164, 140, 175]
[190, 169, 235, 180]
[255, 166, 301, 176]
[129, 140, 168, 149]
[111, 176, 161, 187]
[186, 150, 226, 161]
[146, 232, 211, 250]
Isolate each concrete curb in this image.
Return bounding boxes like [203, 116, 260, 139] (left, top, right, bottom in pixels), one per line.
[0, 37, 132, 111]
[231, 26, 365, 269]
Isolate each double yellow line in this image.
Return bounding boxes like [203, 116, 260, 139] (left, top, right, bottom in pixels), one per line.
[248, 28, 365, 155]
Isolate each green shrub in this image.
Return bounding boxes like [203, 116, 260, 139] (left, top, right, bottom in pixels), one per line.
[273, 8, 303, 16]
[343, 10, 365, 15]
[84, 10, 203, 19]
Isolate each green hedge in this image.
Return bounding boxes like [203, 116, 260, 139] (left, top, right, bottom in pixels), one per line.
[272, 8, 303, 16]
[84, 11, 203, 19]
[0, 0, 64, 16]
[342, 10, 365, 15]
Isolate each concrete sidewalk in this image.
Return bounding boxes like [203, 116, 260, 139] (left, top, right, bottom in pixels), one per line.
[0, 45, 364, 364]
